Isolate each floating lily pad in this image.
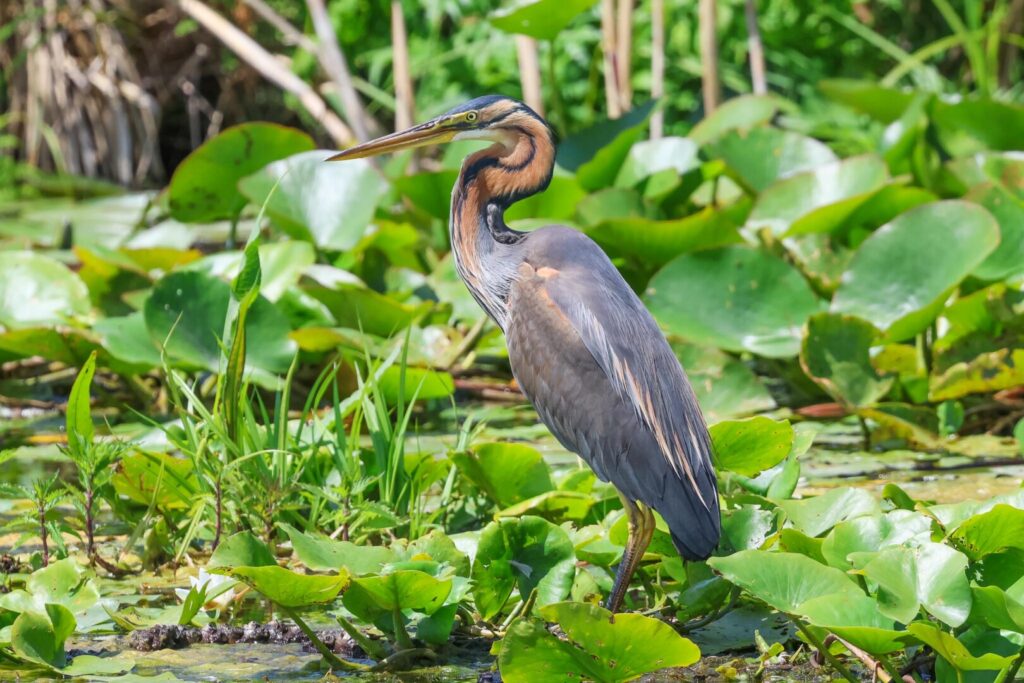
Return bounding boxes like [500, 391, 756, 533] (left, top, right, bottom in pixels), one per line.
[949, 504, 1024, 561]
[689, 95, 784, 145]
[488, 0, 597, 41]
[585, 208, 742, 267]
[471, 516, 575, 619]
[831, 201, 999, 341]
[800, 312, 893, 408]
[710, 417, 793, 477]
[0, 251, 91, 329]
[167, 123, 314, 222]
[451, 442, 554, 508]
[746, 155, 889, 237]
[280, 522, 395, 574]
[238, 151, 387, 251]
[708, 127, 837, 193]
[214, 565, 349, 608]
[968, 184, 1024, 281]
[499, 602, 700, 683]
[778, 487, 881, 538]
[645, 245, 822, 358]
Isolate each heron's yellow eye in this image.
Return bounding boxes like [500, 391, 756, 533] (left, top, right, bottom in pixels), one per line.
[466, 111, 478, 122]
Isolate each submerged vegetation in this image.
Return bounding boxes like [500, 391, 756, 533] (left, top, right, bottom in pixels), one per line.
[2, 0, 1024, 681]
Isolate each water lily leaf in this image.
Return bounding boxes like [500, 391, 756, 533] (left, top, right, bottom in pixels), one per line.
[209, 532, 277, 568]
[616, 137, 701, 186]
[797, 593, 910, 655]
[112, 452, 200, 511]
[11, 604, 76, 669]
[238, 151, 387, 251]
[821, 510, 932, 569]
[397, 530, 471, 577]
[144, 270, 296, 377]
[689, 95, 784, 145]
[57, 654, 135, 676]
[280, 522, 395, 575]
[932, 98, 1024, 157]
[907, 622, 1015, 672]
[305, 284, 430, 337]
[213, 565, 349, 608]
[93, 312, 162, 369]
[778, 487, 881, 538]
[451, 442, 554, 508]
[343, 570, 451, 623]
[672, 344, 775, 422]
[186, 242, 316, 302]
[930, 349, 1024, 402]
[645, 245, 822, 358]
[393, 170, 458, 221]
[488, 0, 597, 41]
[500, 602, 699, 683]
[800, 312, 892, 408]
[968, 184, 1024, 281]
[377, 366, 454, 403]
[819, 79, 914, 123]
[972, 584, 1024, 634]
[710, 417, 793, 477]
[471, 516, 575, 619]
[0, 251, 90, 329]
[721, 507, 778, 552]
[167, 123, 314, 222]
[506, 176, 587, 222]
[832, 201, 999, 341]
[708, 550, 864, 613]
[745, 155, 888, 237]
[949, 504, 1024, 561]
[945, 152, 1024, 200]
[852, 543, 971, 627]
[557, 101, 656, 190]
[708, 127, 837, 193]
[585, 208, 743, 267]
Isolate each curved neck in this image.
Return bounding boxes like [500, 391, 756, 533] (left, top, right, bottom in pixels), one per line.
[449, 119, 555, 328]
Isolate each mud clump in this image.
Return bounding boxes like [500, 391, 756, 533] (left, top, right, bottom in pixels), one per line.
[128, 621, 361, 657]
[0, 554, 21, 575]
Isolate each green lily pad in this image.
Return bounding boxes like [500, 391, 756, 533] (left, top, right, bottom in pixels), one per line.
[672, 344, 775, 422]
[238, 151, 387, 251]
[819, 79, 914, 124]
[209, 532, 277, 568]
[585, 208, 743, 267]
[214, 565, 349, 608]
[831, 201, 999, 341]
[949, 504, 1024, 561]
[11, 604, 76, 669]
[707, 127, 837, 193]
[377, 366, 454, 403]
[968, 184, 1024, 281]
[343, 570, 452, 624]
[304, 283, 430, 337]
[852, 542, 971, 627]
[645, 245, 822, 358]
[821, 510, 932, 569]
[112, 452, 199, 511]
[797, 593, 911, 655]
[779, 487, 881, 538]
[471, 516, 575, 619]
[93, 312, 162, 369]
[451, 442, 555, 509]
[907, 622, 1015, 672]
[144, 270, 296, 377]
[557, 101, 656, 191]
[499, 602, 699, 683]
[488, 0, 597, 41]
[280, 523, 396, 574]
[946, 152, 1024, 200]
[167, 123, 314, 222]
[689, 95, 784, 145]
[800, 312, 893, 408]
[708, 550, 864, 613]
[710, 417, 793, 477]
[971, 584, 1024, 633]
[745, 155, 889, 237]
[616, 137, 701, 187]
[0, 251, 90, 329]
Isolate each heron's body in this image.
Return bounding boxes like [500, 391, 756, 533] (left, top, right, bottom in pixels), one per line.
[331, 95, 720, 612]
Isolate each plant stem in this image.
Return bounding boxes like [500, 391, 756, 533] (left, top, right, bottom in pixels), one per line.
[39, 507, 49, 567]
[392, 605, 414, 651]
[792, 619, 858, 683]
[213, 479, 223, 550]
[284, 606, 368, 672]
[336, 614, 388, 661]
[85, 487, 95, 560]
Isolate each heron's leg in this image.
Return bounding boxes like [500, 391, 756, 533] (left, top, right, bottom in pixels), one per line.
[605, 493, 656, 613]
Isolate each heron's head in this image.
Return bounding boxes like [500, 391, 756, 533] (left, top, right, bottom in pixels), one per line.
[328, 95, 551, 161]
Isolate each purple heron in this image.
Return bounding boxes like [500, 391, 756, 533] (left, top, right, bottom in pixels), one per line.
[330, 96, 720, 613]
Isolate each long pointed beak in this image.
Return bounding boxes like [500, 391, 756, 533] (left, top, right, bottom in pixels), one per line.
[328, 119, 456, 161]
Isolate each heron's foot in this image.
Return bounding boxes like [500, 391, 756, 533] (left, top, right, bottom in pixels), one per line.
[605, 495, 656, 613]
